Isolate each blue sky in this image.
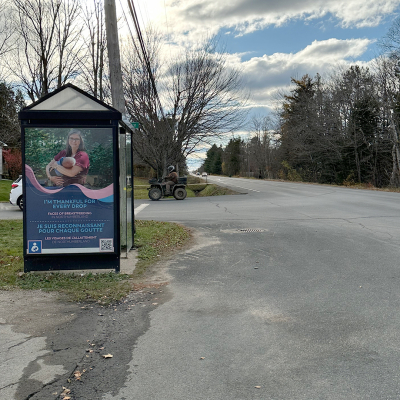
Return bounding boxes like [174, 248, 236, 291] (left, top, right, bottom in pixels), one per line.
[221, 17, 389, 62]
[132, 0, 400, 102]
[127, 0, 400, 167]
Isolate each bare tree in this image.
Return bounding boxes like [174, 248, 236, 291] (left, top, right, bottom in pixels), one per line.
[123, 37, 249, 177]
[9, 0, 83, 101]
[122, 32, 168, 176]
[0, 0, 15, 57]
[380, 17, 400, 60]
[373, 57, 400, 186]
[166, 42, 249, 162]
[0, 0, 16, 80]
[247, 115, 277, 178]
[75, 0, 109, 101]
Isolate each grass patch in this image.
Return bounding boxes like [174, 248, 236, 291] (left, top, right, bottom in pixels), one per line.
[196, 184, 238, 197]
[187, 175, 202, 184]
[133, 220, 191, 278]
[188, 184, 207, 192]
[132, 177, 151, 199]
[134, 177, 151, 186]
[0, 219, 191, 304]
[134, 187, 150, 200]
[0, 179, 12, 202]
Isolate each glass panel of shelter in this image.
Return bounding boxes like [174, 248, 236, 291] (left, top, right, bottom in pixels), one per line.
[126, 134, 133, 251]
[119, 130, 127, 258]
[119, 128, 134, 258]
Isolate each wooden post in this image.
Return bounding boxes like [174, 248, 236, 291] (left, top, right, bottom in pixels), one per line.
[104, 0, 127, 256]
[104, 0, 125, 114]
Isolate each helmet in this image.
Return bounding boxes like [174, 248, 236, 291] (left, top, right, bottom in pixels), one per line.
[167, 166, 174, 173]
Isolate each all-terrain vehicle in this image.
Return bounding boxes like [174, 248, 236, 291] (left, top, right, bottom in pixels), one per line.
[148, 177, 188, 201]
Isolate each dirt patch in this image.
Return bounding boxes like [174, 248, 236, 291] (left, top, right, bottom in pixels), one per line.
[0, 290, 80, 337]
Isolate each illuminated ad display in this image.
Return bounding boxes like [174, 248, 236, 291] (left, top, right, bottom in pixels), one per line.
[24, 127, 115, 254]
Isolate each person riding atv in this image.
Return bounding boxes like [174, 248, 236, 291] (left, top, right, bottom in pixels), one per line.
[162, 166, 178, 195]
[147, 166, 187, 200]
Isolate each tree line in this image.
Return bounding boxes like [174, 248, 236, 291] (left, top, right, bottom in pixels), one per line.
[3, 0, 400, 186]
[202, 21, 400, 188]
[0, 0, 248, 179]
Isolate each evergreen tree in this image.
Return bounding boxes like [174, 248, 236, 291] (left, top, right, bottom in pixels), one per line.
[0, 83, 25, 147]
[203, 144, 223, 174]
[213, 147, 223, 175]
[204, 144, 218, 173]
[223, 138, 242, 176]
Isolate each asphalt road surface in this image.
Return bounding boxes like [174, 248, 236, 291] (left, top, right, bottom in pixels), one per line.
[4, 178, 400, 399]
[110, 178, 400, 399]
[0, 202, 22, 219]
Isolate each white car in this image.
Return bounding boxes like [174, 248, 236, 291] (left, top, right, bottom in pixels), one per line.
[202, 172, 208, 177]
[9, 176, 23, 211]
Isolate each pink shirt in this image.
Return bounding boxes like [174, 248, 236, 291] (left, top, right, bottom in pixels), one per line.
[54, 150, 90, 186]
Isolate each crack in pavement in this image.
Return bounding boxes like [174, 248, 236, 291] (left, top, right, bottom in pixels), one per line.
[0, 382, 17, 391]
[8, 337, 31, 351]
[206, 198, 236, 215]
[51, 347, 71, 353]
[24, 374, 66, 400]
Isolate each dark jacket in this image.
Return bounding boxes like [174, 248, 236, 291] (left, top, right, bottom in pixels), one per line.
[165, 171, 178, 184]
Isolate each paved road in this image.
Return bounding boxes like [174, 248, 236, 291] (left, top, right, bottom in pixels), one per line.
[5, 178, 400, 399]
[0, 202, 22, 219]
[104, 179, 400, 399]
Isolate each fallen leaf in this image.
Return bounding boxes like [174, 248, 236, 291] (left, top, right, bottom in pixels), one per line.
[255, 386, 261, 389]
[200, 357, 205, 360]
[152, 303, 158, 305]
[74, 371, 82, 380]
[103, 354, 113, 358]
[61, 387, 71, 395]
[99, 347, 104, 350]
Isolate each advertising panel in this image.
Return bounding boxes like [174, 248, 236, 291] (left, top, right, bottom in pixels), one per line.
[24, 127, 115, 254]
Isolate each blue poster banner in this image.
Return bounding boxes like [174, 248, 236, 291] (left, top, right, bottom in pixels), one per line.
[25, 166, 114, 254]
[24, 127, 115, 255]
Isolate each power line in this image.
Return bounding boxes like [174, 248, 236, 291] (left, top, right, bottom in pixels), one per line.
[163, 0, 170, 40]
[118, 0, 142, 63]
[126, 0, 167, 121]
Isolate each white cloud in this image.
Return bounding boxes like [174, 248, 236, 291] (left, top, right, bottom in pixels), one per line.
[155, 0, 400, 39]
[126, 1, 381, 163]
[128, 1, 389, 110]
[234, 38, 372, 109]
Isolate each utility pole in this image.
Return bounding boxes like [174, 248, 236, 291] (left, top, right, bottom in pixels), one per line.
[104, 0, 125, 114]
[104, 0, 129, 253]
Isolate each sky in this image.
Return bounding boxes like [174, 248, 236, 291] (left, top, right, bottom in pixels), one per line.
[121, 0, 400, 168]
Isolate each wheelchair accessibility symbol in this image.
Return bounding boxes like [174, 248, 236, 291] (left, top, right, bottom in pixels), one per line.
[28, 240, 42, 254]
